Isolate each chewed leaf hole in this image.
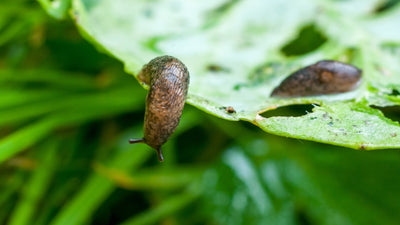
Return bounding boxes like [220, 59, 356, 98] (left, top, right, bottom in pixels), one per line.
[371, 105, 400, 123]
[260, 104, 317, 118]
[389, 89, 400, 96]
[280, 24, 327, 56]
[374, 0, 400, 13]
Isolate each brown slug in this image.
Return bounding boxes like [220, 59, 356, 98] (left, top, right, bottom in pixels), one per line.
[271, 60, 362, 97]
[129, 55, 189, 162]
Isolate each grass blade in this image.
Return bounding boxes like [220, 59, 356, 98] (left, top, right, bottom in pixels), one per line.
[50, 140, 151, 225]
[8, 140, 59, 225]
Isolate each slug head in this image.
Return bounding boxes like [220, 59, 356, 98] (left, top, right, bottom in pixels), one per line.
[137, 56, 187, 86]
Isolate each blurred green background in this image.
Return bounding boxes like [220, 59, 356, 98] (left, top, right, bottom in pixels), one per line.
[1, 1, 400, 225]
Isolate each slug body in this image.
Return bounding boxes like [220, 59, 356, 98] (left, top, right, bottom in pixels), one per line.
[271, 60, 362, 97]
[129, 56, 189, 162]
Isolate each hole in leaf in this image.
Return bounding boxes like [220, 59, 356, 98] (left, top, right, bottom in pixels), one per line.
[374, 0, 400, 13]
[260, 104, 317, 118]
[389, 89, 400, 96]
[371, 105, 400, 123]
[281, 24, 327, 56]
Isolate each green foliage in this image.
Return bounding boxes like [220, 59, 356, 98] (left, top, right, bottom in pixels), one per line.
[0, 1, 400, 225]
[202, 141, 400, 225]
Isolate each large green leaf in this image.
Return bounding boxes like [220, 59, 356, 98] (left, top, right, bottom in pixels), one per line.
[67, 0, 400, 149]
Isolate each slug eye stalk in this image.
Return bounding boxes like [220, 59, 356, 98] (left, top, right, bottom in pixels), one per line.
[128, 138, 164, 162]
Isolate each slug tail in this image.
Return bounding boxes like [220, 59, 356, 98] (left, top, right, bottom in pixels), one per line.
[129, 138, 145, 144]
[156, 147, 164, 162]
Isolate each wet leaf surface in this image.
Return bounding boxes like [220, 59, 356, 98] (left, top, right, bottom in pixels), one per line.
[69, 0, 400, 149]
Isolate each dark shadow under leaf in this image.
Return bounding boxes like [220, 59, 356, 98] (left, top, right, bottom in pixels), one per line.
[260, 104, 317, 118]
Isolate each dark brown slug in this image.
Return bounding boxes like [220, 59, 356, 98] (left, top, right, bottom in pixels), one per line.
[129, 56, 189, 162]
[271, 60, 362, 97]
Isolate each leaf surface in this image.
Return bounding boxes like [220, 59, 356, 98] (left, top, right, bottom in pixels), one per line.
[69, 0, 400, 149]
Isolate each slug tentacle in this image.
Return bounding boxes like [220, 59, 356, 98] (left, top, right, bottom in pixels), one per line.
[156, 148, 164, 162]
[129, 55, 189, 162]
